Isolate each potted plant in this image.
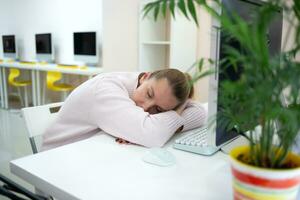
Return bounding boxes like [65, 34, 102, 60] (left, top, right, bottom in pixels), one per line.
[144, 0, 300, 199]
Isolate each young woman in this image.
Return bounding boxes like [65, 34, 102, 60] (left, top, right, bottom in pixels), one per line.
[41, 69, 206, 151]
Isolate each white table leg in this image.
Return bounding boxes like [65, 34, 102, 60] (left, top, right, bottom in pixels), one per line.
[42, 72, 46, 105]
[36, 70, 41, 105]
[0, 67, 4, 108]
[31, 70, 37, 106]
[2, 67, 8, 109]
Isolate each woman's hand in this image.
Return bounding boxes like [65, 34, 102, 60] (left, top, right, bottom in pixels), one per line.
[174, 99, 192, 133]
[115, 138, 131, 144]
[176, 99, 190, 115]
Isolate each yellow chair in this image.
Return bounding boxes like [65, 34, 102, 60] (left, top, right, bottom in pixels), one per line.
[8, 68, 32, 107]
[46, 71, 74, 102]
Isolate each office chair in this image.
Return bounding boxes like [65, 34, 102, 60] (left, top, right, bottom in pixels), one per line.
[8, 68, 32, 107]
[21, 102, 63, 154]
[45, 71, 74, 103]
[0, 173, 50, 200]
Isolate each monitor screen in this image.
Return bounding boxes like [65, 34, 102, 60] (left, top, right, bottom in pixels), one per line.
[73, 32, 96, 56]
[215, 0, 283, 146]
[2, 35, 16, 53]
[36, 33, 52, 54]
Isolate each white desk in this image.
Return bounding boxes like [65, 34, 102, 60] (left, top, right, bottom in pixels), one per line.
[0, 62, 103, 109]
[10, 132, 233, 200]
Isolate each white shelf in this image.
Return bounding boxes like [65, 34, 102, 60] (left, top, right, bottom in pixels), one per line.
[139, 2, 197, 72]
[142, 41, 171, 45]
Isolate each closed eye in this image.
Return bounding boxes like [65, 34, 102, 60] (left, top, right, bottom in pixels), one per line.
[147, 91, 152, 98]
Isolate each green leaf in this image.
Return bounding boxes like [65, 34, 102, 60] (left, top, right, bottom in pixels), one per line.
[197, 58, 204, 72]
[162, 1, 167, 17]
[169, 0, 176, 19]
[153, 3, 160, 21]
[187, 0, 198, 25]
[178, 0, 189, 19]
[192, 69, 214, 82]
[142, 3, 155, 19]
[194, 0, 205, 5]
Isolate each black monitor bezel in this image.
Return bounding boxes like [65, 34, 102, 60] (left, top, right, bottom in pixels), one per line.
[2, 35, 16, 53]
[73, 32, 96, 56]
[35, 33, 52, 54]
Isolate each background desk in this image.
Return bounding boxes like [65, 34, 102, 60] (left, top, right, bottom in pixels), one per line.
[10, 132, 232, 200]
[0, 62, 103, 109]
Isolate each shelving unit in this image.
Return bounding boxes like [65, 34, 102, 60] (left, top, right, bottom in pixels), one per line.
[139, 1, 198, 72]
[138, 1, 171, 71]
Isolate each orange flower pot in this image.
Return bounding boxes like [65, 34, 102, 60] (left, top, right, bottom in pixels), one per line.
[230, 146, 300, 200]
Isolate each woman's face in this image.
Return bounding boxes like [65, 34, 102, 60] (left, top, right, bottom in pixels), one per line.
[132, 73, 179, 114]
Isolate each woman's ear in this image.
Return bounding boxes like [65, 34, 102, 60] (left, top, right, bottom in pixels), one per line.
[139, 72, 151, 84]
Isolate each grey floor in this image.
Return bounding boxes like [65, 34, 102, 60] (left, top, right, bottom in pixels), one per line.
[0, 108, 34, 199]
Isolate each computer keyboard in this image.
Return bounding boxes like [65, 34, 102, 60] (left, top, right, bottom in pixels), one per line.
[175, 127, 208, 146]
[173, 127, 220, 155]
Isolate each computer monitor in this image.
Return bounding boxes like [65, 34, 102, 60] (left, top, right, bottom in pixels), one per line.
[207, 0, 283, 148]
[35, 33, 53, 62]
[2, 35, 17, 59]
[73, 32, 98, 65]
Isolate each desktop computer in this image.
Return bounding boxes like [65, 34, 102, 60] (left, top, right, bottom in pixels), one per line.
[35, 33, 53, 63]
[2, 35, 17, 60]
[173, 0, 283, 155]
[73, 31, 98, 66]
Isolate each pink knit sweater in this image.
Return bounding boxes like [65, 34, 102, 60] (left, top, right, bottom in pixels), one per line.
[41, 72, 206, 150]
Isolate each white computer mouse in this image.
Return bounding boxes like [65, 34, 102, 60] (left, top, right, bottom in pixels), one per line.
[142, 148, 176, 167]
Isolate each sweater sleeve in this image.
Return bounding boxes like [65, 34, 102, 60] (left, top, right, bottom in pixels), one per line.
[181, 101, 207, 132]
[89, 79, 185, 148]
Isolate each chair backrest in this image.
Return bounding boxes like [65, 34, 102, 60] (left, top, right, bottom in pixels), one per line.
[47, 71, 62, 90]
[8, 68, 20, 86]
[21, 102, 63, 153]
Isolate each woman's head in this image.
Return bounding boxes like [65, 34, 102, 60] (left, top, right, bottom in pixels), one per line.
[132, 69, 194, 114]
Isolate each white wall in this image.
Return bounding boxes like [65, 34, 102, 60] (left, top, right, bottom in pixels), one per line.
[0, 0, 102, 65]
[170, 14, 198, 72]
[102, 0, 140, 72]
[194, 6, 212, 103]
[0, 0, 12, 56]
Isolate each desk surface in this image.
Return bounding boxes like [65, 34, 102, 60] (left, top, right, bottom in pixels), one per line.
[10, 133, 232, 200]
[0, 61, 103, 76]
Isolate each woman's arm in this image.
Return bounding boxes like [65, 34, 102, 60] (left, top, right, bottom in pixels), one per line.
[180, 100, 207, 132]
[89, 79, 185, 148]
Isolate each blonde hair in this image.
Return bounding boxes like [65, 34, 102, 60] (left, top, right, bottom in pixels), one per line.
[149, 69, 194, 108]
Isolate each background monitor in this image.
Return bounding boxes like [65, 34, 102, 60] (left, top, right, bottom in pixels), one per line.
[35, 33, 53, 62]
[73, 32, 98, 65]
[207, 0, 283, 147]
[2, 35, 17, 59]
